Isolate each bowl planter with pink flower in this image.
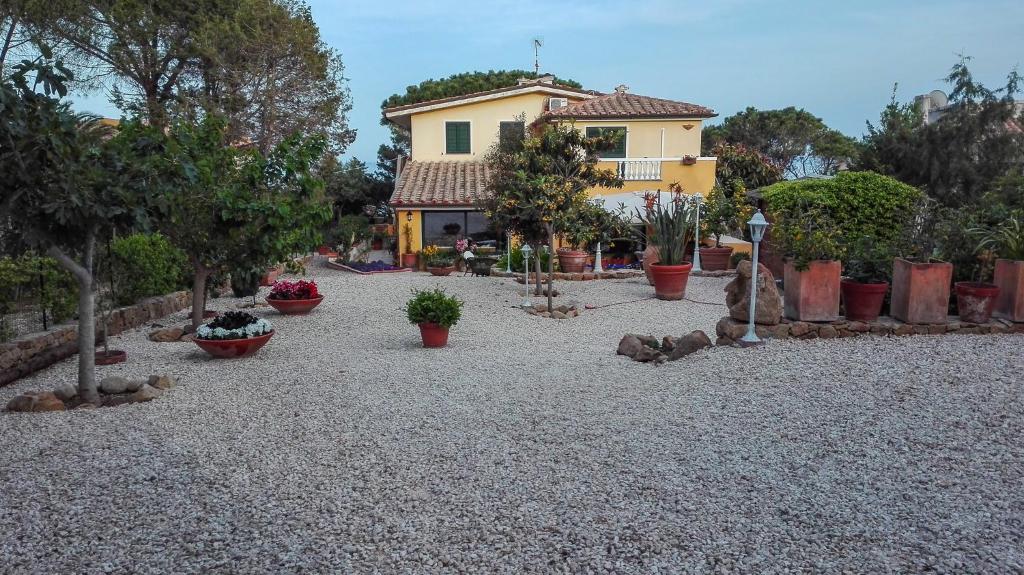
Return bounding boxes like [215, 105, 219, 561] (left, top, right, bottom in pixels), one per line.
[266, 279, 323, 314]
[404, 287, 463, 348]
[193, 311, 274, 358]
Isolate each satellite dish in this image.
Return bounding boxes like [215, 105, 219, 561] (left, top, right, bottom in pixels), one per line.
[929, 89, 948, 108]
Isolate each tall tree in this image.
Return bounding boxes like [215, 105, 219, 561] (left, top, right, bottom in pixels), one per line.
[703, 106, 858, 178]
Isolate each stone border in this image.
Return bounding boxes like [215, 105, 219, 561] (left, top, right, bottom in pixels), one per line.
[324, 260, 412, 275]
[715, 315, 1024, 346]
[492, 270, 644, 282]
[0, 291, 192, 388]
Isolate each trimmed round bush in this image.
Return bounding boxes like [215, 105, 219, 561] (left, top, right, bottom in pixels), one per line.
[111, 233, 187, 305]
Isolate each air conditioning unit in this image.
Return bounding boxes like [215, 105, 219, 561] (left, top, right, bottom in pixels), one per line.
[548, 97, 568, 111]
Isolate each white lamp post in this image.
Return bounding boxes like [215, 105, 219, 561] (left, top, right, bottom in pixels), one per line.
[741, 209, 769, 345]
[505, 232, 513, 273]
[594, 242, 604, 273]
[520, 244, 533, 308]
[691, 192, 703, 272]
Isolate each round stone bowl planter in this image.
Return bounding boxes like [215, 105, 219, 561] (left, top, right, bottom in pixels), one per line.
[427, 266, 455, 277]
[95, 349, 127, 366]
[557, 249, 588, 273]
[266, 295, 324, 315]
[194, 331, 274, 358]
[418, 322, 450, 348]
[649, 263, 693, 301]
[955, 282, 1000, 324]
[840, 279, 889, 322]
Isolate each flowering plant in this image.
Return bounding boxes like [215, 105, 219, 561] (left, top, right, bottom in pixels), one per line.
[195, 311, 272, 340]
[268, 279, 320, 300]
[421, 244, 454, 267]
[455, 238, 470, 253]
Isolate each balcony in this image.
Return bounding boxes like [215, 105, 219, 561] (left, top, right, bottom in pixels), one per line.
[617, 160, 662, 181]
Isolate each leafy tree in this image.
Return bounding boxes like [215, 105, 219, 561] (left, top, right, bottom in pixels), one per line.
[483, 123, 623, 311]
[323, 157, 391, 217]
[703, 106, 858, 178]
[711, 142, 783, 194]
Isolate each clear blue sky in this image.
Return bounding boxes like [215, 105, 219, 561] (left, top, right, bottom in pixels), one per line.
[73, 0, 1024, 164]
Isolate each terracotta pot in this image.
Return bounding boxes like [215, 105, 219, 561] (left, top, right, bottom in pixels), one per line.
[955, 282, 1000, 324]
[266, 295, 324, 315]
[418, 322, 450, 348]
[699, 246, 734, 272]
[427, 266, 455, 276]
[372, 239, 383, 250]
[194, 331, 274, 358]
[95, 349, 127, 366]
[784, 260, 841, 321]
[317, 246, 331, 255]
[642, 246, 660, 285]
[649, 263, 693, 301]
[259, 268, 281, 287]
[840, 279, 888, 322]
[400, 253, 417, 268]
[890, 258, 953, 324]
[993, 259, 1024, 322]
[557, 249, 588, 273]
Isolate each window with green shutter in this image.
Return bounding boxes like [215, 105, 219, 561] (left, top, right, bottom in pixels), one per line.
[446, 122, 471, 154]
[585, 126, 627, 159]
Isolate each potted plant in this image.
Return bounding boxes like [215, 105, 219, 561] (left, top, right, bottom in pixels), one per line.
[775, 204, 842, 321]
[975, 215, 1024, 322]
[266, 279, 324, 314]
[841, 237, 891, 322]
[193, 311, 274, 358]
[698, 186, 737, 272]
[401, 223, 418, 268]
[557, 218, 593, 274]
[405, 287, 463, 348]
[681, 155, 697, 166]
[891, 200, 953, 324]
[422, 245, 455, 276]
[636, 194, 694, 300]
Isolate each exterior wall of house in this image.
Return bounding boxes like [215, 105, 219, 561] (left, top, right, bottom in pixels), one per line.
[591, 158, 716, 196]
[572, 119, 704, 158]
[396, 210, 423, 261]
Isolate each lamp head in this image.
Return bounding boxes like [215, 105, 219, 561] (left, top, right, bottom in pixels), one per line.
[405, 211, 413, 222]
[747, 209, 769, 243]
[521, 244, 533, 258]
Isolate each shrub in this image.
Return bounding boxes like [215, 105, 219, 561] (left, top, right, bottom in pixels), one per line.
[405, 287, 463, 328]
[0, 255, 77, 331]
[332, 214, 371, 254]
[495, 245, 551, 272]
[111, 233, 187, 305]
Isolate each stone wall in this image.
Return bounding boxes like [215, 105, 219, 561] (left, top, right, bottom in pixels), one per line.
[492, 270, 644, 282]
[715, 315, 1024, 346]
[0, 291, 192, 387]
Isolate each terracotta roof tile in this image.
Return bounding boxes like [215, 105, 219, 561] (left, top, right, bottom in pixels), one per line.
[389, 161, 492, 207]
[541, 91, 716, 120]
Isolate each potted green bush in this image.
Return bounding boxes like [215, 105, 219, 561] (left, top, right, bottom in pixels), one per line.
[636, 195, 694, 300]
[405, 287, 463, 348]
[698, 186, 737, 271]
[891, 200, 954, 324]
[774, 204, 843, 321]
[556, 220, 593, 274]
[971, 215, 1022, 321]
[841, 237, 890, 322]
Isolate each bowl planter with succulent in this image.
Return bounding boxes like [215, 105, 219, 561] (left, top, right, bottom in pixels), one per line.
[775, 206, 842, 321]
[975, 216, 1024, 322]
[266, 279, 323, 314]
[698, 186, 738, 272]
[636, 194, 694, 300]
[840, 237, 891, 322]
[193, 311, 274, 358]
[422, 245, 456, 276]
[405, 288, 463, 348]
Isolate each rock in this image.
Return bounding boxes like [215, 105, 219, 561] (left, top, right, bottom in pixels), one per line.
[53, 383, 78, 401]
[524, 307, 538, 316]
[148, 375, 176, 390]
[6, 393, 38, 412]
[819, 325, 838, 339]
[130, 384, 163, 403]
[555, 305, 570, 314]
[148, 326, 184, 342]
[661, 336, 677, 352]
[616, 335, 644, 358]
[32, 392, 65, 412]
[667, 330, 712, 360]
[550, 311, 568, 320]
[725, 260, 782, 325]
[633, 347, 664, 363]
[100, 376, 130, 395]
[636, 335, 660, 349]
[124, 379, 146, 392]
[8, 391, 66, 413]
[74, 402, 97, 410]
[790, 322, 813, 337]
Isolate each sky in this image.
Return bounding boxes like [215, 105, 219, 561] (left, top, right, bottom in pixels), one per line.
[73, 0, 1024, 164]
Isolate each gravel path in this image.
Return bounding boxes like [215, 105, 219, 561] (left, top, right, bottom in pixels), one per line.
[2, 261, 1022, 573]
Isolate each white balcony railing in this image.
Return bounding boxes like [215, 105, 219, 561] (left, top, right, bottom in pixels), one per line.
[617, 160, 662, 181]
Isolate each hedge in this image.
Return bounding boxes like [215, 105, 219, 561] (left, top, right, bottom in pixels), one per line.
[111, 233, 188, 306]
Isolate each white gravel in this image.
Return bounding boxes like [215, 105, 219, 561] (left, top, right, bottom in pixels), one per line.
[1, 261, 1023, 573]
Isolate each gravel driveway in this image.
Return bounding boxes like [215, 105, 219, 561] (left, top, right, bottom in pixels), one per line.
[2, 262, 1022, 573]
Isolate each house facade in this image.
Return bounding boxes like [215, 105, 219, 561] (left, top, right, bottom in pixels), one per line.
[384, 76, 718, 258]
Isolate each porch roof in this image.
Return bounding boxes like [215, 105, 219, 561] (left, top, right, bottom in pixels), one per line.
[389, 161, 493, 208]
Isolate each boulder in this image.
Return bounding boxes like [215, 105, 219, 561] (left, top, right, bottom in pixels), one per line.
[130, 385, 163, 403]
[725, 260, 782, 325]
[6, 393, 38, 412]
[661, 336, 677, 352]
[667, 330, 712, 360]
[7, 391, 65, 413]
[636, 335, 660, 349]
[32, 392, 65, 412]
[616, 335, 644, 358]
[53, 383, 78, 402]
[99, 376, 130, 395]
[551, 311, 568, 320]
[124, 379, 146, 392]
[633, 347, 664, 363]
[147, 375, 176, 390]
[148, 326, 184, 343]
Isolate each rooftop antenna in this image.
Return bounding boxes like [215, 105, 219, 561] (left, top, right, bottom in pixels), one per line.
[533, 37, 543, 75]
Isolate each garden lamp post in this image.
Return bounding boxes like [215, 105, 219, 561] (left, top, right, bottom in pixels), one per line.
[505, 232, 513, 273]
[691, 192, 703, 272]
[594, 242, 604, 273]
[520, 244, 533, 308]
[741, 209, 769, 345]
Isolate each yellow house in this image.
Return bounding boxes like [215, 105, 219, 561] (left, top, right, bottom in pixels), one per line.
[383, 75, 719, 259]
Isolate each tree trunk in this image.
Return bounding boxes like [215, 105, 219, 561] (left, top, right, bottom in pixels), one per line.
[47, 231, 98, 403]
[191, 260, 209, 329]
[546, 226, 555, 312]
[533, 243, 543, 296]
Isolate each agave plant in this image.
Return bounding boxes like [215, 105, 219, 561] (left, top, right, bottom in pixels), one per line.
[636, 194, 695, 266]
[974, 215, 1024, 262]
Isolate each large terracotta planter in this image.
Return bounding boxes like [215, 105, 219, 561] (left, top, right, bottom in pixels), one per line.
[557, 249, 588, 273]
[649, 263, 693, 301]
[259, 266, 282, 287]
[955, 282, 999, 324]
[642, 246, 660, 285]
[266, 295, 324, 315]
[401, 253, 418, 268]
[890, 258, 953, 324]
[840, 279, 888, 322]
[427, 266, 455, 276]
[418, 322, 450, 348]
[993, 259, 1024, 322]
[784, 260, 841, 321]
[699, 246, 734, 272]
[194, 331, 274, 358]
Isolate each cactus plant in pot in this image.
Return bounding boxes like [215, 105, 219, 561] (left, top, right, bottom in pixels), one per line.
[636, 194, 694, 300]
[405, 287, 463, 348]
[840, 237, 891, 322]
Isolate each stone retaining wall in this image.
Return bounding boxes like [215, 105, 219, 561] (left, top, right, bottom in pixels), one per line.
[0, 291, 192, 387]
[492, 270, 644, 282]
[715, 315, 1024, 346]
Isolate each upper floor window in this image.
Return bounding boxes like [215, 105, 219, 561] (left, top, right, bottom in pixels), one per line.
[445, 121, 471, 154]
[585, 126, 627, 159]
[498, 121, 526, 151]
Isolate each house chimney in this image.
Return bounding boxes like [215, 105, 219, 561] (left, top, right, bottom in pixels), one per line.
[516, 77, 533, 86]
[537, 74, 555, 84]
[614, 84, 629, 94]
